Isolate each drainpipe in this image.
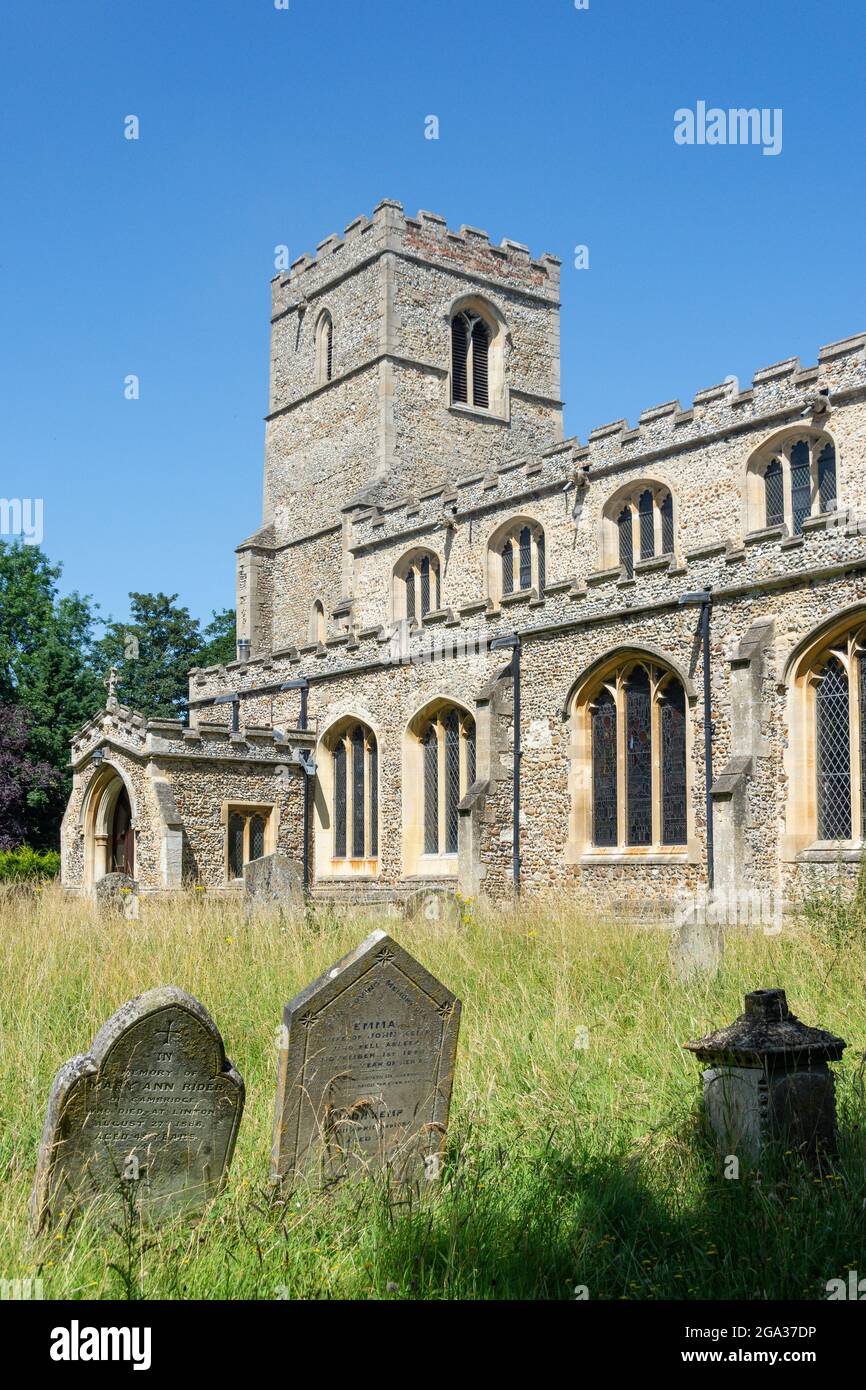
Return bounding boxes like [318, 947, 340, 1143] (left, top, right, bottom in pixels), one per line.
[490, 633, 522, 894]
[678, 588, 714, 890]
[281, 678, 310, 895]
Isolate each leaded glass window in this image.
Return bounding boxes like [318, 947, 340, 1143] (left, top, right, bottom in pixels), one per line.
[626, 669, 652, 845]
[661, 681, 687, 845]
[660, 491, 674, 555]
[330, 723, 378, 862]
[370, 738, 378, 857]
[638, 490, 655, 560]
[790, 440, 811, 534]
[423, 726, 438, 854]
[227, 807, 272, 881]
[334, 741, 347, 858]
[466, 720, 476, 788]
[228, 814, 244, 879]
[537, 530, 545, 595]
[398, 553, 439, 620]
[818, 443, 837, 514]
[764, 458, 784, 528]
[591, 690, 618, 847]
[351, 726, 365, 857]
[618, 508, 633, 578]
[250, 814, 266, 862]
[860, 653, 866, 842]
[419, 707, 475, 857]
[519, 527, 532, 590]
[444, 711, 460, 853]
[816, 659, 852, 840]
[502, 542, 513, 596]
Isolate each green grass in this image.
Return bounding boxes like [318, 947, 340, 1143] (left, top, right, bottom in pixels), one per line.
[1, 884, 864, 1300]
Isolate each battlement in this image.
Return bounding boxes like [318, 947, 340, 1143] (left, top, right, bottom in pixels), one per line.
[270, 198, 561, 319]
[573, 333, 866, 471]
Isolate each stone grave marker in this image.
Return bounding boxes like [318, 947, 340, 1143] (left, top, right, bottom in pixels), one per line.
[31, 986, 245, 1232]
[243, 852, 303, 916]
[271, 930, 461, 1185]
[94, 871, 139, 918]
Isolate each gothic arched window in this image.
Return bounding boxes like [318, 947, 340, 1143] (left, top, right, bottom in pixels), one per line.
[451, 310, 491, 409]
[755, 434, 838, 535]
[582, 662, 688, 851]
[494, 520, 545, 600]
[608, 485, 675, 574]
[417, 705, 476, 858]
[329, 722, 378, 862]
[395, 550, 441, 621]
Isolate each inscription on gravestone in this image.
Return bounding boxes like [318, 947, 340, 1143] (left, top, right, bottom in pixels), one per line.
[270, 930, 461, 1184]
[31, 986, 245, 1231]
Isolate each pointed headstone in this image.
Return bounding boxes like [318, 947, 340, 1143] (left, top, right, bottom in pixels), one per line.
[271, 931, 460, 1184]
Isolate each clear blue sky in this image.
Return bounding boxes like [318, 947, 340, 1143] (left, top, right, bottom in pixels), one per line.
[2, 0, 864, 628]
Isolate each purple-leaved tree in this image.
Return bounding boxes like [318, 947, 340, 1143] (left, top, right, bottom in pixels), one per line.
[0, 704, 59, 851]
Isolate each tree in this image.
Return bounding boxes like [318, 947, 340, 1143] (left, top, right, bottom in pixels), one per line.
[0, 704, 59, 850]
[92, 595, 237, 720]
[197, 608, 237, 670]
[0, 543, 103, 848]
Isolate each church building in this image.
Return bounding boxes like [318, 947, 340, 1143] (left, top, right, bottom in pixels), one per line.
[61, 199, 866, 913]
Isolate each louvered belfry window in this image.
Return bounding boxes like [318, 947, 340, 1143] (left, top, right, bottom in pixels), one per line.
[587, 664, 688, 851]
[451, 310, 491, 409]
[331, 723, 378, 862]
[420, 707, 476, 856]
[471, 318, 489, 408]
[816, 659, 852, 840]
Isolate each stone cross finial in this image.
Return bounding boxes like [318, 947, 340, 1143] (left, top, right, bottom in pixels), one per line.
[104, 666, 120, 708]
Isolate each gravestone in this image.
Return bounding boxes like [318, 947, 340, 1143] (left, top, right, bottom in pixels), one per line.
[95, 872, 139, 918]
[31, 986, 245, 1232]
[271, 930, 461, 1185]
[404, 887, 462, 928]
[243, 852, 303, 916]
[669, 911, 724, 981]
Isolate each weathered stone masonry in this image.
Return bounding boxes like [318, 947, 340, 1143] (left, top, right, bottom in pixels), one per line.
[61, 199, 866, 911]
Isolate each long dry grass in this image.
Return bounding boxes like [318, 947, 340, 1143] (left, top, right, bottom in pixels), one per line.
[1, 884, 864, 1300]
